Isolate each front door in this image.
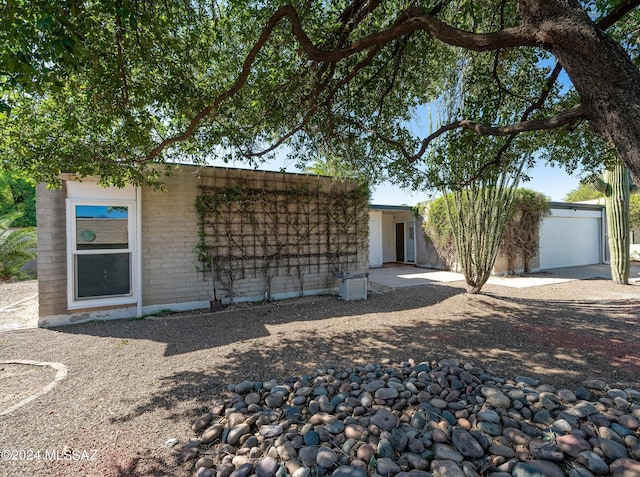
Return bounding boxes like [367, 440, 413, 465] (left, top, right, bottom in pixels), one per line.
[395, 223, 404, 262]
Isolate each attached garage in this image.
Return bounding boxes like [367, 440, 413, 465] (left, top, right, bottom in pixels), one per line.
[538, 203, 605, 270]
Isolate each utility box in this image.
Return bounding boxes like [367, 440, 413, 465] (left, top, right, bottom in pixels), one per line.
[336, 272, 368, 301]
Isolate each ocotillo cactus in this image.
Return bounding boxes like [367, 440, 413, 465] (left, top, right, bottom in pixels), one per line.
[592, 163, 630, 284]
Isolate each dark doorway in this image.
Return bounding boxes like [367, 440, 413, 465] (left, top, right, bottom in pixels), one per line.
[395, 223, 404, 262]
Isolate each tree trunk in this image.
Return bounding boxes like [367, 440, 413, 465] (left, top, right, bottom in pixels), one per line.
[604, 164, 630, 284]
[519, 0, 640, 185]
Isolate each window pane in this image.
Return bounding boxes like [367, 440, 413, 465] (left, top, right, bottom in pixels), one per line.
[76, 253, 131, 298]
[76, 205, 129, 250]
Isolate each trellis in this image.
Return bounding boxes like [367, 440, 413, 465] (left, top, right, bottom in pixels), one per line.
[195, 175, 369, 302]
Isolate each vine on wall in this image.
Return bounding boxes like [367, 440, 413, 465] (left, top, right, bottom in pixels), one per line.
[195, 177, 369, 302]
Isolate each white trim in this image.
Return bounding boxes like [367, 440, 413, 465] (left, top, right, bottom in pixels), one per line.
[136, 186, 143, 318]
[66, 196, 139, 310]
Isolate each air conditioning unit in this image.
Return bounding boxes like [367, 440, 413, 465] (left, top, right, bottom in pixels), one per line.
[336, 272, 368, 301]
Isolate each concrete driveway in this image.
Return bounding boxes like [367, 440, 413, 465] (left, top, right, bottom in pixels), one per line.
[368, 263, 640, 290]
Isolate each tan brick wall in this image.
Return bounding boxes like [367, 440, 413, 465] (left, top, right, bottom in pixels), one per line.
[192, 167, 369, 303]
[37, 166, 368, 322]
[141, 167, 213, 306]
[36, 183, 68, 317]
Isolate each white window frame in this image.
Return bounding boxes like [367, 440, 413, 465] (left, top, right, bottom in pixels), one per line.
[66, 198, 137, 310]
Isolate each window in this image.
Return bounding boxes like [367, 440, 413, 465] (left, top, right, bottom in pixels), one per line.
[67, 200, 137, 309]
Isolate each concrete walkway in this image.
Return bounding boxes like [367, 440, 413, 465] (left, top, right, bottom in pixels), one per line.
[368, 263, 640, 289]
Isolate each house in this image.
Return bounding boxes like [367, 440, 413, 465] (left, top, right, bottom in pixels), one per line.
[367, 205, 444, 269]
[36, 165, 369, 327]
[369, 201, 607, 273]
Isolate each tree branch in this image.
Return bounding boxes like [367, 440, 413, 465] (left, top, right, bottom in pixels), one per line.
[597, 0, 640, 29]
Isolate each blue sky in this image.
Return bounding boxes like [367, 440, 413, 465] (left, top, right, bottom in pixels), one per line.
[369, 161, 582, 205]
[207, 156, 582, 206]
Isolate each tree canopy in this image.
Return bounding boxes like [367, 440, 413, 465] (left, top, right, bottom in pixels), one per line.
[1, 0, 639, 189]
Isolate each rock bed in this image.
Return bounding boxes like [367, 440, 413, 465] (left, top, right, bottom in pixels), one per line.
[181, 358, 640, 477]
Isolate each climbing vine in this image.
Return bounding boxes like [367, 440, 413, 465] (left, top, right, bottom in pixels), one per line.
[501, 189, 550, 274]
[195, 175, 369, 302]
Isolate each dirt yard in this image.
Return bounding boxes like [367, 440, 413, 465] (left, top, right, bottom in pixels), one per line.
[0, 277, 639, 476]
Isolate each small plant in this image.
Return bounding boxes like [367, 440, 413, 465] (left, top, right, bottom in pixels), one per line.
[116, 339, 129, 349]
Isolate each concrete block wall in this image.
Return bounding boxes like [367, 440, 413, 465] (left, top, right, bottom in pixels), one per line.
[196, 167, 369, 303]
[141, 167, 213, 306]
[36, 182, 68, 317]
[35, 166, 368, 324]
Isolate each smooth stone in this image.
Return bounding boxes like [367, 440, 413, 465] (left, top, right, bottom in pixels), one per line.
[277, 442, 297, 460]
[205, 424, 224, 444]
[512, 461, 562, 477]
[611, 423, 634, 437]
[515, 376, 539, 387]
[303, 431, 320, 446]
[356, 444, 375, 463]
[316, 446, 338, 468]
[227, 423, 250, 445]
[344, 424, 365, 440]
[609, 457, 640, 477]
[370, 408, 397, 431]
[488, 445, 515, 458]
[265, 394, 285, 408]
[556, 434, 591, 457]
[481, 387, 511, 409]
[327, 421, 345, 434]
[433, 443, 464, 463]
[477, 421, 501, 436]
[217, 463, 236, 477]
[619, 415, 640, 430]
[529, 439, 564, 461]
[229, 462, 254, 477]
[235, 381, 253, 395]
[569, 403, 598, 418]
[577, 451, 610, 475]
[575, 387, 592, 400]
[376, 457, 401, 475]
[377, 438, 395, 459]
[478, 410, 500, 423]
[375, 387, 399, 400]
[598, 438, 630, 460]
[256, 457, 279, 477]
[193, 414, 213, 432]
[452, 428, 484, 459]
[331, 466, 368, 477]
[503, 427, 532, 445]
[245, 392, 261, 405]
[431, 459, 465, 477]
[390, 428, 409, 452]
[298, 446, 319, 466]
[260, 425, 284, 438]
[404, 452, 430, 470]
[197, 468, 214, 477]
[558, 389, 577, 402]
[293, 468, 311, 477]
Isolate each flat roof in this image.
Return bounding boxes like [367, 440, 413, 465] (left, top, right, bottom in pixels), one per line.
[369, 204, 414, 211]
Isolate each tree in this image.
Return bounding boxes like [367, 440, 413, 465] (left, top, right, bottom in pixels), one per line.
[0, 170, 36, 227]
[564, 182, 603, 202]
[1, 1, 639, 191]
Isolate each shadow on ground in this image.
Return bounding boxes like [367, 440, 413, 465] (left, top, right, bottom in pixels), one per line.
[75, 284, 640, 426]
[53, 284, 466, 356]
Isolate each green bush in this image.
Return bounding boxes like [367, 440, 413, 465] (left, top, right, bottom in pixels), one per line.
[0, 212, 37, 280]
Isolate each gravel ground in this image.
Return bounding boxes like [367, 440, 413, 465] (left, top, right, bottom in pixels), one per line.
[0, 278, 639, 476]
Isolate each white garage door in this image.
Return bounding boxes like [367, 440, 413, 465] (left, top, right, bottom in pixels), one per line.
[539, 215, 601, 269]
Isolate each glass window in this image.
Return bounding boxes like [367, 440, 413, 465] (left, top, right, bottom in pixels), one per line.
[68, 201, 135, 306]
[75, 205, 129, 250]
